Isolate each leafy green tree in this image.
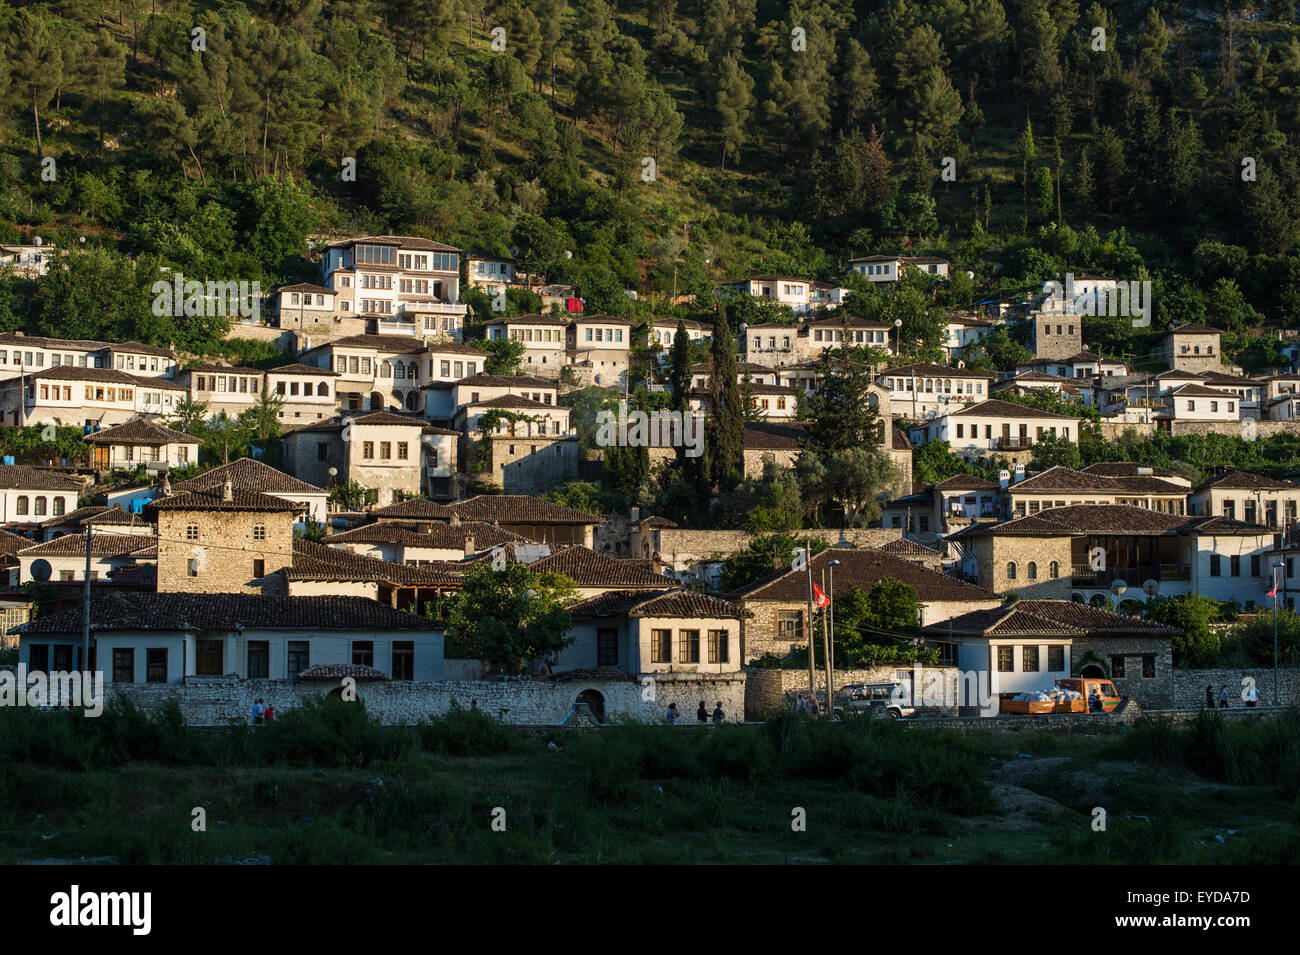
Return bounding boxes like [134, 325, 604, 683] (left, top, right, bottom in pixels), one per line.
[203, 411, 252, 466]
[5, 8, 63, 157]
[1028, 431, 1083, 470]
[716, 55, 753, 170]
[718, 533, 828, 594]
[446, 563, 577, 674]
[472, 338, 527, 375]
[805, 344, 883, 454]
[705, 308, 743, 491]
[1145, 595, 1224, 668]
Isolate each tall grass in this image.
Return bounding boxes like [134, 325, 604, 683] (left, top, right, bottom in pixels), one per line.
[1114, 708, 1300, 788]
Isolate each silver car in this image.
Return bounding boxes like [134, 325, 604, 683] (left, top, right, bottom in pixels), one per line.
[833, 682, 914, 719]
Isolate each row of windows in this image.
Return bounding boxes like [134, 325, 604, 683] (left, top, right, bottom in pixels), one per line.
[1220, 499, 1296, 524]
[194, 375, 258, 394]
[275, 380, 331, 397]
[649, 628, 730, 664]
[1014, 498, 1186, 517]
[510, 328, 563, 343]
[12, 495, 68, 517]
[1208, 554, 1271, 578]
[34, 384, 73, 402]
[361, 274, 393, 290]
[995, 645, 1067, 672]
[361, 441, 410, 461]
[1184, 399, 1234, 413]
[1005, 561, 1061, 581]
[2, 351, 102, 368]
[583, 328, 625, 343]
[360, 299, 394, 313]
[108, 640, 418, 682]
[889, 378, 985, 396]
[183, 522, 267, 540]
[287, 292, 328, 306]
[436, 360, 478, 378]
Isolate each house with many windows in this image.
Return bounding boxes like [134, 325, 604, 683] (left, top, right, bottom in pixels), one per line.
[879, 362, 993, 420]
[566, 315, 633, 387]
[483, 315, 569, 377]
[83, 419, 198, 471]
[848, 254, 951, 283]
[0, 465, 82, 527]
[908, 399, 1080, 466]
[320, 235, 467, 339]
[1188, 470, 1300, 529]
[1, 366, 186, 427]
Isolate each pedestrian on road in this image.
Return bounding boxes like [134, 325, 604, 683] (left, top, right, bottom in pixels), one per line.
[696, 700, 708, 722]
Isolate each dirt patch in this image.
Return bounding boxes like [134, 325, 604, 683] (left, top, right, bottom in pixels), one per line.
[963, 782, 1078, 832]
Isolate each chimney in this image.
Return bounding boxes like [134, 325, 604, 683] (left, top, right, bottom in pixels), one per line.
[1136, 467, 1153, 476]
[449, 513, 460, 526]
[222, 477, 233, 502]
[1012, 464, 1026, 484]
[630, 506, 640, 522]
[463, 534, 475, 557]
[998, 469, 1010, 491]
[161, 472, 172, 497]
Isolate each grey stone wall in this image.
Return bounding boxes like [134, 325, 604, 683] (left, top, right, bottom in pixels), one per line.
[1166, 667, 1300, 708]
[111, 671, 747, 726]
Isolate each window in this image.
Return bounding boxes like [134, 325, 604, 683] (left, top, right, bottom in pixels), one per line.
[247, 641, 270, 679]
[317, 442, 330, 462]
[651, 628, 672, 663]
[392, 641, 415, 680]
[597, 629, 618, 667]
[1027, 561, 1038, 580]
[112, 648, 134, 683]
[185, 523, 199, 540]
[1049, 560, 1059, 579]
[15, 496, 27, 516]
[397, 442, 408, 460]
[1230, 555, 1241, 577]
[33, 496, 46, 516]
[253, 559, 265, 578]
[352, 641, 374, 667]
[1252, 555, 1261, 577]
[197, 639, 223, 676]
[708, 629, 729, 664]
[287, 640, 310, 677]
[1209, 554, 1221, 577]
[380, 441, 391, 460]
[53, 497, 65, 517]
[1111, 655, 1126, 678]
[1022, 646, 1040, 672]
[997, 646, 1014, 672]
[1141, 655, 1155, 678]
[145, 649, 168, 684]
[252, 523, 266, 541]
[363, 441, 375, 459]
[677, 629, 700, 663]
[1006, 561, 1017, 580]
[1048, 645, 1065, 672]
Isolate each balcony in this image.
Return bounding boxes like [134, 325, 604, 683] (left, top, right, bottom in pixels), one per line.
[1070, 563, 1191, 587]
[997, 436, 1033, 450]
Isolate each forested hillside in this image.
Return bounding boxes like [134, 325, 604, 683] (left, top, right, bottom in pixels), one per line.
[0, 0, 1298, 369]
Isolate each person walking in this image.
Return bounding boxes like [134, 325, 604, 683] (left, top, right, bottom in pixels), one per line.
[808, 693, 820, 716]
[1088, 689, 1101, 713]
[1244, 682, 1260, 708]
[711, 701, 724, 723]
[666, 703, 680, 724]
[251, 698, 265, 725]
[796, 692, 807, 713]
[1218, 686, 1229, 709]
[1205, 684, 1215, 708]
[696, 700, 708, 722]
[263, 701, 275, 722]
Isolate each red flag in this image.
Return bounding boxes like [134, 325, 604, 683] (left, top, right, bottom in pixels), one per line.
[1267, 586, 1278, 598]
[813, 583, 831, 608]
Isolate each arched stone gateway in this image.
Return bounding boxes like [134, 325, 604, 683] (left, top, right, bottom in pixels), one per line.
[575, 689, 605, 722]
[1079, 663, 1106, 678]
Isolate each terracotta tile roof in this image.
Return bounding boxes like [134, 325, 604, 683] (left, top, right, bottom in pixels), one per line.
[324, 234, 460, 253]
[0, 465, 83, 491]
[635, 516, 678, 528]
[879, 537, 941, 557]
[265, 362, 341, 377]
[526, 546, 670, 587]
[483, 314, 570, 326]
[946, 398, 1078, 420]
[12, 591, 440, 635]
[276, 282, 333, 294]
[931, 475, 1002, 491]
[971, 504, 1271, 538]
[18, 533, 157, 557]
[920, 599, 1180, 638]
[183, 362, 262, 375]
[727, 546, 998, 602]
[426, 341, 496, 356]
[449, 495, 603, 525]
[1169, 384, 1229, 398]
[1160, 323, 1222, 337]
[471, 394, 557, 411]
[149, 487, 305, 512]
[1080, 462, 1184, 480]
[323, 521, 526, 549]
[29, 365, 187, 389]
[1194, 470, 1295, 491]
[105, 340, 177, 357]
[0, 332, 107, 350]
[1199, 371, 1260, 386]
[289, 539, 468, 586]
[83, 418, 195, 446]
[0, 529, 33, 556]
[41, 504, 108, 527]
[1009, 466, 1187, 495]
[312, 334, 427, 354]
[344, 410, 442, 430]
[995, 371, 1068, 385]
[370, 498, 456, 520]
[83, 508, 153, 529]
[455, 373, 557, 389]
[171, 458, 326, 496]
[569, 587, 750, 619]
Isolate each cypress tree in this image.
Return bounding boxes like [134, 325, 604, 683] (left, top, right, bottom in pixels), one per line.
[705, 307, 743, 491]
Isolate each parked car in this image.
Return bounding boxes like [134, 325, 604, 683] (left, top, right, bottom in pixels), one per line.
[833, 682, 914, 719]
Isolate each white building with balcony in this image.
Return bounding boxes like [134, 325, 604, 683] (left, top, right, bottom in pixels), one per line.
[909, 399, 1080, 466]
[321, 235, 467, 340]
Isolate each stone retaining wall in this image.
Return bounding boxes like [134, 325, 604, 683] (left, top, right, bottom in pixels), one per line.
[1170, 668, 1300, 708]
[113, 671, 747, 727]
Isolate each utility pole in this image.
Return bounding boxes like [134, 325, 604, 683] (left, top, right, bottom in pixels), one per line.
[803, 547, 817, 708]
[80, 524, 92, 673]
[827, 560, 839, 717]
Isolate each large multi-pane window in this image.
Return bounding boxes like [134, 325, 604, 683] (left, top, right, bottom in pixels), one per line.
[707, 629, 729, 664]
[678, 630, 700, 664]
[650, 629, 672, 663]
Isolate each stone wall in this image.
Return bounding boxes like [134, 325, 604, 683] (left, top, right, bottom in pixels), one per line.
[111, 671, 747, 726]
[744, 664, 958, 720]
[650, 527, 901, 567]
[1072, 636, 1175, 708]
[1166, 667, 1300, 708]
[156, 509, 294, 594]
[225, 324, 296, 351]
[971, 534, 1072, 598]
[1099, 420, 1300, 441]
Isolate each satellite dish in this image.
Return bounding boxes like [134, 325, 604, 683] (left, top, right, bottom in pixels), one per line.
[30, 559, 52, 582]
[1110, 579, 1127, 597]
[33, 236, 42, 247]
[1142, 579, 1159, 597]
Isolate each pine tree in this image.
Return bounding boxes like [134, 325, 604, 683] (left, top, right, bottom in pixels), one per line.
[716, 55, 753, 170]
[668, 319, 692, 466]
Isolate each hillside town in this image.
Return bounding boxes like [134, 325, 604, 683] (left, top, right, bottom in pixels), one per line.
[2, 234, 1299, 728]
